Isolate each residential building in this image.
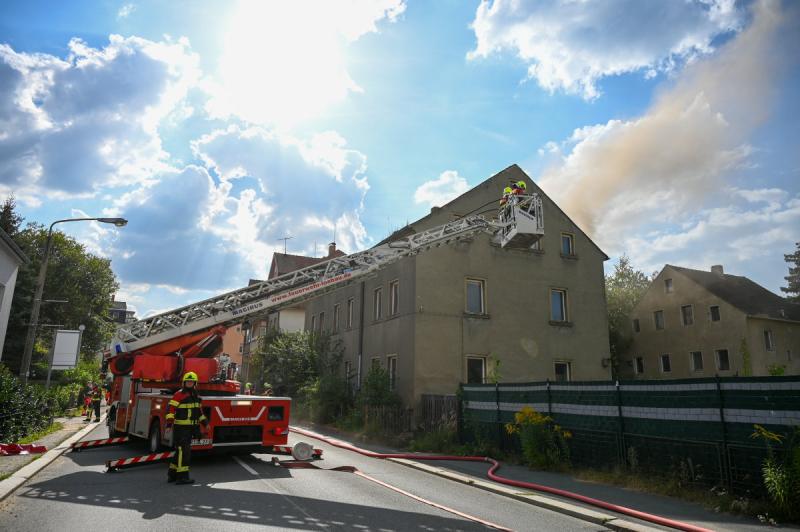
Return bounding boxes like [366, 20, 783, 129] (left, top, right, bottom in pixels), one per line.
[623, 264, 800, 379]
[109, 299, 136, 324]
[0, 227, 28, 361]
[303, 164, 612, 407]
[221, 323, 244, 379]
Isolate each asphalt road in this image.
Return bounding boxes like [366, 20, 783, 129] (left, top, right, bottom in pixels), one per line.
[0, 422, 609, 532]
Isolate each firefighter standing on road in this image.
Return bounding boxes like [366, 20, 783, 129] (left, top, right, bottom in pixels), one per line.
[165, 372, 208, 485]
[85, 383, 102, 422]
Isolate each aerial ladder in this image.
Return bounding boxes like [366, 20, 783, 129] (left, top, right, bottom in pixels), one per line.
[98, 192, 543, 464]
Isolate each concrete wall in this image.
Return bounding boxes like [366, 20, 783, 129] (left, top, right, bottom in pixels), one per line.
[0, 247, 22, 360]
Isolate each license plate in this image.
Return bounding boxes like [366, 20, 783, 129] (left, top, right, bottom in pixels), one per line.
[191, 438, 212, 446]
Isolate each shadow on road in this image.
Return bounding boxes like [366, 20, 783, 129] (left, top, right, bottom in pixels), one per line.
[20, 469, 493, 530]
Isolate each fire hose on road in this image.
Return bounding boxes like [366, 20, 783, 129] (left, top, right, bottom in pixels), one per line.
[290, 426, 714, 532]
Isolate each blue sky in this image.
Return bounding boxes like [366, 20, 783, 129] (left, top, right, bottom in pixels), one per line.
[1, 0, 798, 317]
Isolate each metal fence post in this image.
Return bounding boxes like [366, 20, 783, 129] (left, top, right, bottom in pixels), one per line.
[495, 382, 502, 449]
[546, 378, 552, 416]
[615, 380, 626, 467]
[716, 375, 731, 488]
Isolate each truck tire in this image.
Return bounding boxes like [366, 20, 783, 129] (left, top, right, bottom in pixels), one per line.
[107, 407, 121, 438]
[148, 419, 163, 453]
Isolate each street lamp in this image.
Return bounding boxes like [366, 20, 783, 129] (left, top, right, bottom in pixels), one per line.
[19, 217, 128, 383]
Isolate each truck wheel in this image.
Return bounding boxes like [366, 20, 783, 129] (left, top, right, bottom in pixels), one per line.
[107, 408, 121, 438]
[148, 420, 162, 453]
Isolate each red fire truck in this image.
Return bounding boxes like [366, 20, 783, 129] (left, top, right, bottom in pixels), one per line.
[104, 193, 543, 454]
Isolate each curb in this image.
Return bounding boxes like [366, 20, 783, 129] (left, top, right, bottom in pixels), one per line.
[0, 414, 106, 503]
[386, 457, 665, 532]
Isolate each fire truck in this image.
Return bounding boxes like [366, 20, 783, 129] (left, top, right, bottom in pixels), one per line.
[104, 192, 544, 455]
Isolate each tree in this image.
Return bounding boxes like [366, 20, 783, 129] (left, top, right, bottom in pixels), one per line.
[1, 222, 119, 375]
[605, 255, 652, 376]
[0, 195, 23, 236]
[781, 242, 800, 303]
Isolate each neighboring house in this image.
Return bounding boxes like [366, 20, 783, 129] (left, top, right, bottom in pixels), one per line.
[623, 264, 800, 379]
[0, 227, 28, 361]
[220, 323, 244, 380]
[304, 164, 611, 407]
[109, 299, 136, 324]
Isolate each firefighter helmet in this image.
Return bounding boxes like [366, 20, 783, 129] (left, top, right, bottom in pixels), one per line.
[503, 186, 512, 195]
[516, 180, 527, 190]
[182, 371, 199, 383]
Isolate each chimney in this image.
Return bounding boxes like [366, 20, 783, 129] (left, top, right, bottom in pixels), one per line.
[711, 265, 724, 275]
[327, 242, 336, 257]
[430, 206, 441, 215]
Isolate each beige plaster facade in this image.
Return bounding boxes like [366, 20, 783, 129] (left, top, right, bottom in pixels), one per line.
[623, 265, 800, 379]
[303, 165, 612, 407]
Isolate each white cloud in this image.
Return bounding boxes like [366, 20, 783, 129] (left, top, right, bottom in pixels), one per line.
[414, 170, 470, 209]
[205, 0, 405, 126]
[0, 35, 199, 203]
[117, 3, 136, 19]
[469, 0, 742, 100]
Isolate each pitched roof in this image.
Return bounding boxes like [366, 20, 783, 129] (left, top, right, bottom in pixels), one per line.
[0, 226, 28, 264]
[669, 265, 800, 322]
[268, 249, 347, 279]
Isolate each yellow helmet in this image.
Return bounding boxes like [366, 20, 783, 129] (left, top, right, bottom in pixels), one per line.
[516, 180, 527, 189]
[182, 371, 199, 383]
[503, 186, 512, 194]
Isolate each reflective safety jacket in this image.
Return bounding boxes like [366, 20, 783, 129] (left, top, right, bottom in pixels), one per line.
[90, 387, 103, 403]
[165, 388, 208, 426]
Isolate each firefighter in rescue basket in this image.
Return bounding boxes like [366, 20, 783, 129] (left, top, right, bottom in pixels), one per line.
[165, 371, 208, 484]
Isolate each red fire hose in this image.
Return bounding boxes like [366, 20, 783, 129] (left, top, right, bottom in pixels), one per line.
[291, 426, 714, 532]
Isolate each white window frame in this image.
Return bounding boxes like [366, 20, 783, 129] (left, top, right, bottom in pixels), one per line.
[715, 349, 730, 371]
[387, 355, 398, 391]
[635, 356, 644, 375]
[654, 310, 665, 330]
[550, 288, 568, 322]
[690, 351, 703, 372]
[373, 287, 383, 320]
[554, 361, 571, 382]
[560, 232, 575, 256]
[389, 280, 399, 316]
[764, 329, 775, 351]
[465, 355, 486, 384]
[347, 298, 354, 329]
[660, 354, 672, 373]
[333, 304, 340, 331]
[681, 304, 694, 326]
[465, 278, 486, 315]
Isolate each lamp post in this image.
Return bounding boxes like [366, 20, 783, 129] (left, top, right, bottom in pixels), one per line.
[19, 217, 127, 383]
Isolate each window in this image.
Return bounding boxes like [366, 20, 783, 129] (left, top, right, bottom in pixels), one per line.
[466, 356, 486, 384]
[319, 311, 325, 331]
[310, 314, 316, 331]
[389, 280, 399, 316]
[344, 361, 352, 380]
[387, 355, 397, 391]
[635, 357, 644, 375]
[554, 361, 571, 382]
[709, 305, 721, 322]
[530, 239, 542, 251]
[664, 279, 673, 293]
[373, 288, 383, 320]
[347, 298, 354, 328]
[550, 289, 568, 322]
[690, 351, 703, 372]
[716, 349, 730, 371]
[764, 330, 775, 351]
[660, 354, 672, 373]
[632, 319, 640, 333]
[465, 279, 485, 314]
[681, 305, 694, 326]
[560, 233, 574, 256]
[654, 310, 664, 330]
[371, 356, 381, 369]
[333, 304, 340, 331]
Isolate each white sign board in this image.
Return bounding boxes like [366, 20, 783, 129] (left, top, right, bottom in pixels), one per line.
[51, 330, 81, 369]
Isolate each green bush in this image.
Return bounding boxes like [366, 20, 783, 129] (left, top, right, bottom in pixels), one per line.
[506, 406, 571, 469]
[751, 425, 800, 520]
